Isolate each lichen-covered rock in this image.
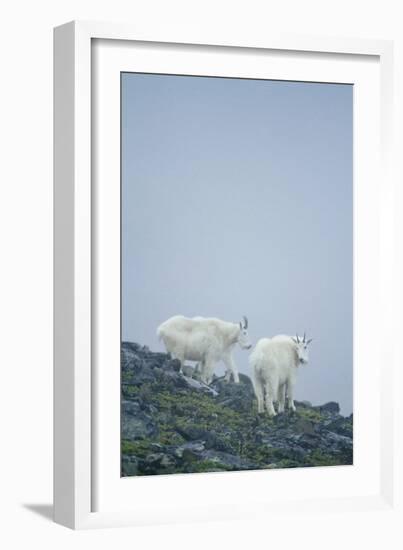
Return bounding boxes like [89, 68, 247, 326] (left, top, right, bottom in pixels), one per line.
[182, 375, 219, 395]
[121, 455, 139, 476]
[121, 400, 159, 440]
[197, 449, 259, 470]
[121, 341, 353, 476]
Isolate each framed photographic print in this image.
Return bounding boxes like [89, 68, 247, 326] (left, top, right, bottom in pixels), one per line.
[119, 71, 354, 477]
[54, 21, 397, 529]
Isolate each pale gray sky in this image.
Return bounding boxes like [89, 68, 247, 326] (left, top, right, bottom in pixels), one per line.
[121, 73, 353, 414]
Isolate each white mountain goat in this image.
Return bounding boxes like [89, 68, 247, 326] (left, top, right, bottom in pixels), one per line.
[250, 333, 312, 416]
[157, 315, 252, 384]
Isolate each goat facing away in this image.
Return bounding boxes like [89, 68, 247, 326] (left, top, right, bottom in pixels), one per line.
[157, 315, 252, 384]
[249, 333, 312, 416]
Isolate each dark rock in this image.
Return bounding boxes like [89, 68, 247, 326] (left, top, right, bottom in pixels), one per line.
[150, 442, 164, 451]
[322, 431, 353, 451]
[175, 425, 234, 453]
[121, 400, 158, 440]
[122, 400, 141, 416]
[181, 448, 200, 463]
[165, 358, 182, 372]
[182, 364, 195, 377]
[238, 373, 254, 386]
[182, 376, 218, 395]
[317, 402, 340, 414]
[173, 441, 206, 459]
[175, 425, 206, 441]
[294, 417, 316, 436]
[144, 452, 165, 465]
[160, 454, 176, 467]
[162, 370, 190, 389]
[261, 434, 309, 460]
[326, 417, 353, 438]
[140, 452, 177, 474]
[122, 456, 139, 476]
[211, 374, 255, 413]
[198, 449, 259, 470]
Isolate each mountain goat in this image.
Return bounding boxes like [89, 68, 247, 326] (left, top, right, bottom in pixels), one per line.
[157, 315, 252, 384]
[250, 333, 312, 416]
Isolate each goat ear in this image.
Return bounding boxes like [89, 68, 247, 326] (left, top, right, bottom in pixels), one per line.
[307, 338, 313, 345]
[292, 337, 297, 344]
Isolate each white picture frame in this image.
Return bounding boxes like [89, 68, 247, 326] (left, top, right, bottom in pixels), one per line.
[54, 20, 398, 530]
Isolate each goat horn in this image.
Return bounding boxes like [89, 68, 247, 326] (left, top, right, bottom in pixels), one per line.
[243, 315, 248, 329]
[303, 332, 306, 342]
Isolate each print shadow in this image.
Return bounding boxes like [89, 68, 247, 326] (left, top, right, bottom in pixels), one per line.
[23, 503, 53, 522]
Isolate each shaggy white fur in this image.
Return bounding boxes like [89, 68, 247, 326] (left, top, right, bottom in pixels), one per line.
[157, 315, 251, 384]
[250, 334, 311, 416]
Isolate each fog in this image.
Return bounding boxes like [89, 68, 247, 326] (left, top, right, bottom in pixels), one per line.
[121, 73, 353, 414]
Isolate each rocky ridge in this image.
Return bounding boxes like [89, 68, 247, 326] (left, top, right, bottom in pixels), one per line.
[121, 342, 353, 476]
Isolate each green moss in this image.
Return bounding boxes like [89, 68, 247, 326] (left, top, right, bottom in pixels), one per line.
[297, 408, 322, 422]
[305, 449, 341, 467]
[121, 439, 152, 457]
[188, 460, 231, 473]
[158, 429, 185, 445]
